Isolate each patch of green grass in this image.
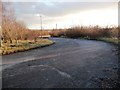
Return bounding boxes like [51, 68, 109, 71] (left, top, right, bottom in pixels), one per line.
[0, 39, 55, 55]
[95, 38, 119, 45]
[80, 37, 119, 45]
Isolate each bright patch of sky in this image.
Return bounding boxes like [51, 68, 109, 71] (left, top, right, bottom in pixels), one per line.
[5, 1, 118, 29]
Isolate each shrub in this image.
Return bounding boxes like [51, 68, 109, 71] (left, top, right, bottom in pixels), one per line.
[50, 26, 118, 39]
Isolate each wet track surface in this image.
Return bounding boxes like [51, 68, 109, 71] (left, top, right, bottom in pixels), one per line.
[2, 38, 118, 88]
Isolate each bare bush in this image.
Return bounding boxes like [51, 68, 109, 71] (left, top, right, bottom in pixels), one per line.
[50, 26, 118, 39]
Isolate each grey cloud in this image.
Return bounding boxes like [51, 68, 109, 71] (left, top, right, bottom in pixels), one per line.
[6, 2, 117, 29]
[12, 2, 116, 17]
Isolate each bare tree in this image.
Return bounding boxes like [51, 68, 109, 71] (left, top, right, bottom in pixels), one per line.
[1, 2, 28, 44]
[1, 2, 16, 43]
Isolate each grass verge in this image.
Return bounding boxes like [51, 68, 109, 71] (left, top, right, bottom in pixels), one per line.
[96, 38, 119, 45]
[83, 37, 119, 46]
[0, 39, 55, 55]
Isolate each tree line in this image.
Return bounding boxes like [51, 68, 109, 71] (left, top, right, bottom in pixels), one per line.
[50, 26, 119, 39]
[0, 2, 50, 44]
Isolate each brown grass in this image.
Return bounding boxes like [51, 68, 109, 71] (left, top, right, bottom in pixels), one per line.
[0, 39, 54, 55]
[50, 26, 118, 39]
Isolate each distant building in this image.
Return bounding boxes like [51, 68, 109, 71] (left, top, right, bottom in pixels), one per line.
[38, 35, 51, 39]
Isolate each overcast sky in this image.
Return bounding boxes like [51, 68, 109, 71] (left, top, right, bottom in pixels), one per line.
[8, 1, 118, 29]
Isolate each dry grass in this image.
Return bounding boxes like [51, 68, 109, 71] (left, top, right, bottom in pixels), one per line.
[50, 26, 119, 44]
[51, 26, 118, 38]
[0, 39, 54, 55]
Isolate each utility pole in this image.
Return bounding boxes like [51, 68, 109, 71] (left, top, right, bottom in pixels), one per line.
[40, 15, 42, 39]
[56, 24, 57, 30]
